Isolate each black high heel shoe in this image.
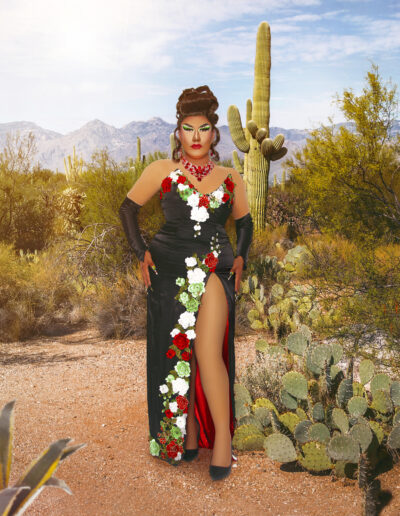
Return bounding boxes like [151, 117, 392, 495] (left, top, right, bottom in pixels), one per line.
[182, 423, 200, 462]
[209, 442, 233, 481]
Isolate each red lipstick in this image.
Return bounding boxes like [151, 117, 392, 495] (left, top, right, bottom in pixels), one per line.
[191, 144, 202, 148]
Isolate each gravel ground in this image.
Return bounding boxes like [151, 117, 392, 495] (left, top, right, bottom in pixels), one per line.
[1, 325, 399, 516]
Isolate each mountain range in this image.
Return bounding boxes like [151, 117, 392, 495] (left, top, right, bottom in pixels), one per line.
[0, 117, 399, 183]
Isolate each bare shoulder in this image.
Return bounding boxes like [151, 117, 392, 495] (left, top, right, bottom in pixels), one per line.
[141, 159, 171, 179]
[227, 166, 244, 185]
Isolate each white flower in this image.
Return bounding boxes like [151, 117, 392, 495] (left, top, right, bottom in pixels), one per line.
[185, 256, 197, 267]
[177, 182, 189, 191]
[171, 377, 189, 395]
[175, 415, 187, 430]
[194, 223, 201, 230]
[187, 192, 200, 207]
[170, 328, 180, 337]
[213, 250, 219, 257]
[190, 205, 209, 222]
[178, 311, 196, 328]
[213, 189, 224, 201]
[174, 452, 182, 461]
[169, 401, 178, 413]
[186, 329, 196, 340]
[170, 170, 180, 180]
[159, 384, 169, 394]
[187, 267, 206, 284]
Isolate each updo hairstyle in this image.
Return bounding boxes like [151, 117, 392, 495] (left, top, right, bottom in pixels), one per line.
[172, 85, 220, 162]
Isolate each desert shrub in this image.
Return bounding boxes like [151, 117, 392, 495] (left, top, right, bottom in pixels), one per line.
[89, 268, 147, 339]
[0, 241, 80, 341]
[238, 347, 291, 412]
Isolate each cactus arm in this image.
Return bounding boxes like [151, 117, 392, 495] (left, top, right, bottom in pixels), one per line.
[232, 150, 243, 173]
[227, 105, 250, 153]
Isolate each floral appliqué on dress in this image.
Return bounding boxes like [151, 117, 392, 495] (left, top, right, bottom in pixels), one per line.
[159, 169, 235, 237]
[148, 233, 222, 464]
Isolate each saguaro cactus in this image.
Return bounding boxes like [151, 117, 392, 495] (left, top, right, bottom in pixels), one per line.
[228, 21, 287, 234]
[63, 145, 84, 183]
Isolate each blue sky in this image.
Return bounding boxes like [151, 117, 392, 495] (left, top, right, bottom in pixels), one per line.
[1, 0, 399, 133]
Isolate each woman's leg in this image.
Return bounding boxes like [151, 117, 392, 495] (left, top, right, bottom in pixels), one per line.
[194, 272, 231, 466]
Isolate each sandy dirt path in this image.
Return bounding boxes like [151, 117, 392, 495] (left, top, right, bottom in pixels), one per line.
[1, 326, 399, 515]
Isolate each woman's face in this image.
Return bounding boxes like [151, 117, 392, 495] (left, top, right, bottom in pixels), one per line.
[178, 114, 215, 161]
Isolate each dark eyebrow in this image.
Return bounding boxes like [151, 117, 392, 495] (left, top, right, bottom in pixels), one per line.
[182, 123, 211, 128]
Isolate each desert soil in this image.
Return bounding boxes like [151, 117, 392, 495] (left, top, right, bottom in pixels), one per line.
[1, 325, 399, 516]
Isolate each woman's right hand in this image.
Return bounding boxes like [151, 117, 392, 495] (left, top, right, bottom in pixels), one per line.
[140, 250, 156, 288]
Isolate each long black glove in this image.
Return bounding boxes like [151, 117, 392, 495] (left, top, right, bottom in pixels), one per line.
[118, 196, 149, 262]
[235, 212, 253, 271]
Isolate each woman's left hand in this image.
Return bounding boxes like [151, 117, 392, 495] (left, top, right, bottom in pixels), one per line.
[229, 256, 244, 294]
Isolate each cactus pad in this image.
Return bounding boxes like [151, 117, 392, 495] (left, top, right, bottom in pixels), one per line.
[327, 435, 360, 463]
[279, 411, 301, 434]
[387, 424, 400, 450]
[347, 396, 368, 417]
[299, 441, 333, 471]
[331, 342, 343, 365]
[254, 406, 271, 427]
[368, 421, 384, 444]
[311, 343, 333, 369]
[371, 389, 393, 414]
[312, 402, 325, 422]
[370, 373, 391, 396]
[294, 420, 312, 444]
[252, 398, 279, 417]
[264, 433, 297, 462]
[332, 408, 349, 434]
[390, 381, 400, 407]
[349, 423, 373, 453]
[359, 359, 375, 385]
[255, 338, 269, 352]
[280, 388, 298, 410]
[286, 331, 308, 356]
[308, 423, 331, 443]
[237, 414, 264, 432]
[337, 378, 353, 408]
[282, 371, 308, 400]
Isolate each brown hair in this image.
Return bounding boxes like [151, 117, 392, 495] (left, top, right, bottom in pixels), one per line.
[172, 85, 220, 162]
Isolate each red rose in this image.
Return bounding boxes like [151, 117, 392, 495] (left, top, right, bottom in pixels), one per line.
[166, 440, 179, 458]
[160, 437, 166, 444]
[173, 332, 189, 350]
[159, 190, 163, 199]
[161, 176, 172, 192]
[205, 252, 219, 272]
[181, 351, 191, 361]
[189, 183, 194, 189]
[225, 177, 235, 192]
[222, 193, 230, 203]
[166, 349, 176, 359]
[165, 409, 174, 418]
[176, 395, 188, 411]
[199, 195, 209, 208]
[177, 175, 186, 184]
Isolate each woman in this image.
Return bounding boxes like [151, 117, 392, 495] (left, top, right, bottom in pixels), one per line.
[119, 85, 253, 481]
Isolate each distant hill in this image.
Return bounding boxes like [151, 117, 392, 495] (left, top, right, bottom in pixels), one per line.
[0, 117, 399, 184]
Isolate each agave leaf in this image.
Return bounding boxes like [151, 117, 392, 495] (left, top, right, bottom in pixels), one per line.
[0, 486, 30, 516]
[10, 438, 73, 514]
[0, 400, 16, 490]
[44, 476, 72, 494]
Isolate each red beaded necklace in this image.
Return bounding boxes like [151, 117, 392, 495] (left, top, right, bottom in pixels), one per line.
[181, 154, 215, 181]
